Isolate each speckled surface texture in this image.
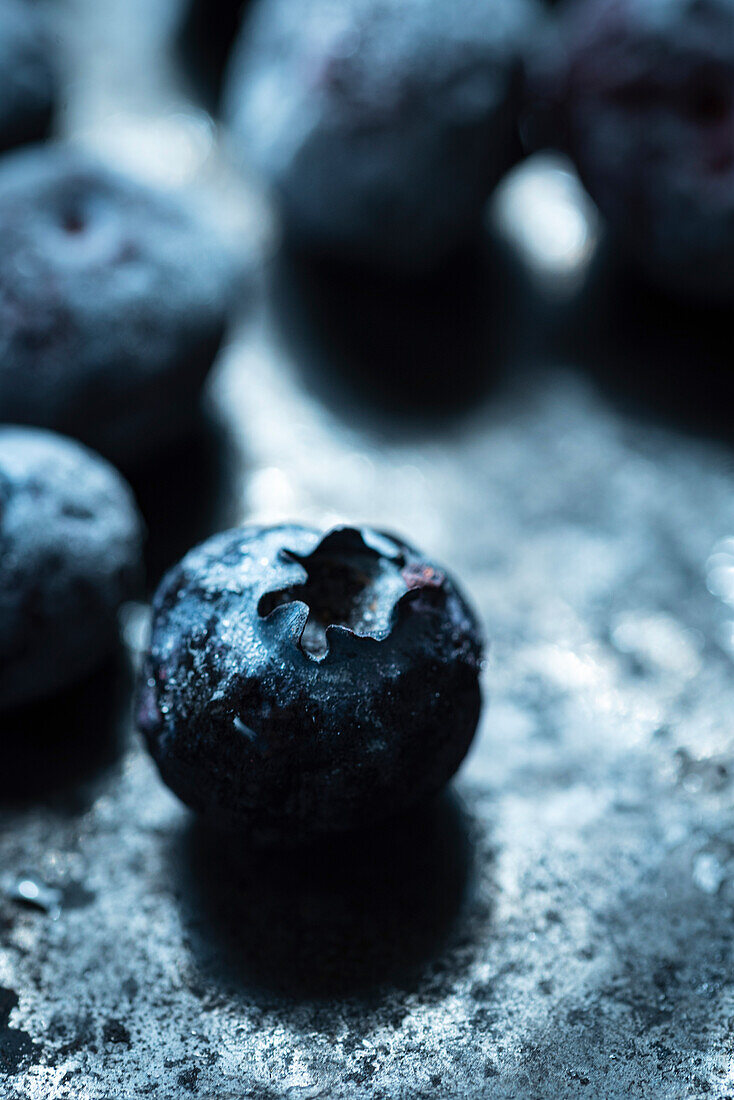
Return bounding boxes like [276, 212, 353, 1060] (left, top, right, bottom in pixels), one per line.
[2, 1, 734, 1098]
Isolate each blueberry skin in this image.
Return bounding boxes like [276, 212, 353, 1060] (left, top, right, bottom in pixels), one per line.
[0, 145, 238, 464]
[224, 0, 541, 272]
[138, 525, 483, 844]
[0, 427, 144, 712]
[0, 0, 56, 154]
[537, 0, 734, 302]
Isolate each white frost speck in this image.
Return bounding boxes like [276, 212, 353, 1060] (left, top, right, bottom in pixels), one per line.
[692, 853, 727, 895]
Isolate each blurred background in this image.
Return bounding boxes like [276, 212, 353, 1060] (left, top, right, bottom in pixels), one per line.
[2, 0, 734, 1097]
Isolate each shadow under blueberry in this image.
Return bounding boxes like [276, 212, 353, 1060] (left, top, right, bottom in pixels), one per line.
[175, 0, 247, 112]
[267, 236, 525, 436]
[127, 412, 242, 592]
[548, 243, 734, 446]
[173, 792, 485, 1007]
[0, 656, 129, 812]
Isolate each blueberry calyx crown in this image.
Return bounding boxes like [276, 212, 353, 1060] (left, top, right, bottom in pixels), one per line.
[257, 526, 447, 661]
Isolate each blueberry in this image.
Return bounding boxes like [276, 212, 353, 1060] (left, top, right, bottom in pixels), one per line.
[0, 145, 239, 464]
[0, 427, 144, 712]
[138, 524, 483, 844]
[535, 0, 734, 301]
[223, 0, 541, 272]
[0, 0, 57, 154]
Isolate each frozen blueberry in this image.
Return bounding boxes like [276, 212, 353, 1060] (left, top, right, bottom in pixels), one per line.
[0, 427, 144, 712]
[138, 524, 483, 844]
[0, 0, 56, 154]
[535, 0, 734, 301]
[0, 145, 238, 464]
[224, 0, 541, 272]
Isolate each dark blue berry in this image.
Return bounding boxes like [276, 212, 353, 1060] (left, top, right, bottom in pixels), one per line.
[0, 145, 239, 464]
[536, 0, 734, 301]
[0, 427, 144, 712]
[138, 524, 483, 844]
[224, 0, 541, 272]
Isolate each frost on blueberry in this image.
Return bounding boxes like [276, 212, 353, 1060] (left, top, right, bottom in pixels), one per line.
[137, 524, 484, 844]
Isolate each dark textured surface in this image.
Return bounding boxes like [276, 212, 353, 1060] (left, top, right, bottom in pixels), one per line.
[3, 1, 734, 1097]
[139, 524, 482, 841]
